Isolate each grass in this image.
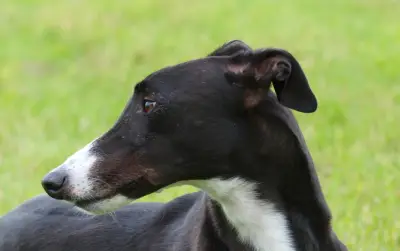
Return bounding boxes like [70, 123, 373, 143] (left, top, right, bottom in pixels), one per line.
[0, 0, 399, 250]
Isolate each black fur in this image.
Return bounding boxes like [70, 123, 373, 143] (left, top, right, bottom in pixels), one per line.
[0, 40, 347, 251]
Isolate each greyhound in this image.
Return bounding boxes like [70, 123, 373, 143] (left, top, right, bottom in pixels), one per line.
[0, 40, 347, 251]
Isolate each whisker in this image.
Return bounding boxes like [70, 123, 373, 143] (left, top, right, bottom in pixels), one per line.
[108, 211, 122, 228]
[71, 205, 95, 218]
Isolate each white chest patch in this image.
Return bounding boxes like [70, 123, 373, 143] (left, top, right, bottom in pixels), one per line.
[190, 177, 294, 251]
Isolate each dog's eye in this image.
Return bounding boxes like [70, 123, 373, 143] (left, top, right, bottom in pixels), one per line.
[143, 99, 156, 113]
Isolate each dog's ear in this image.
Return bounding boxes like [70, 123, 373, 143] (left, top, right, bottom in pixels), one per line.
[226, 48, 317, 113]
[208, 40, 252, 57]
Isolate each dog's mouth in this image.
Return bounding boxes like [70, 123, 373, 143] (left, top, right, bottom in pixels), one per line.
[73, 195, 133, 214]
[74, 197, 105, 209]
[72, 177, 164, 214]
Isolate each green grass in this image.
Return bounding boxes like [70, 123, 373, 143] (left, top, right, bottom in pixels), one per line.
[0, 0, 399, 250]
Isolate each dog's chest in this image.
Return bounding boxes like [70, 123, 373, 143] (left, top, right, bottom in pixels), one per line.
[191, 178, 295, 251]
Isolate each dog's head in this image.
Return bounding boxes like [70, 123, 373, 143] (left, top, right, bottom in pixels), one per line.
[41, 40, 318, 213]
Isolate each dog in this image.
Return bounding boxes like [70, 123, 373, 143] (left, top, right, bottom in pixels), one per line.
[0, 40, 347, 251]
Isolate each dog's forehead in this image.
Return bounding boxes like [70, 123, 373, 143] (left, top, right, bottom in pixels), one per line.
[142, 57, 229, 94]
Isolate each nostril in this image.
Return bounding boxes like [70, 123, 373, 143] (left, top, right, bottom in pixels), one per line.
[41, 172, 67, 199]
[43, 177, 65, 192]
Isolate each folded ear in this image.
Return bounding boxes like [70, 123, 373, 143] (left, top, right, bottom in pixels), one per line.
[226, 48, 317, 113]
[208, 40, 252, 57]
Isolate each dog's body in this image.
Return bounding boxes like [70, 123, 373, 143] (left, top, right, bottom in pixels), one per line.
[0, 192, 230, 251]
[0, 40, 347, 251]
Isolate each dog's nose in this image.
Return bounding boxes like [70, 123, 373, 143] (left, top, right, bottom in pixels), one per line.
[41, 170, 68, 200]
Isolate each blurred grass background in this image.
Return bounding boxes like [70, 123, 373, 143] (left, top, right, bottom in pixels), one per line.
[0, 0, 399, 250]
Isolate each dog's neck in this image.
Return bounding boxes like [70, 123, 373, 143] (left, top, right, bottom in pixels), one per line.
[187, 97, 342, 250]
[191, 178, 295, 251]
[190, 165, 339, 251]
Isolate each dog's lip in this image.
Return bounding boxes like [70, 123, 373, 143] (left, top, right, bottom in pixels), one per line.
[73, 176, 160, 208]
[73, 196, 109, 208]
[74, 200, 92, 208]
